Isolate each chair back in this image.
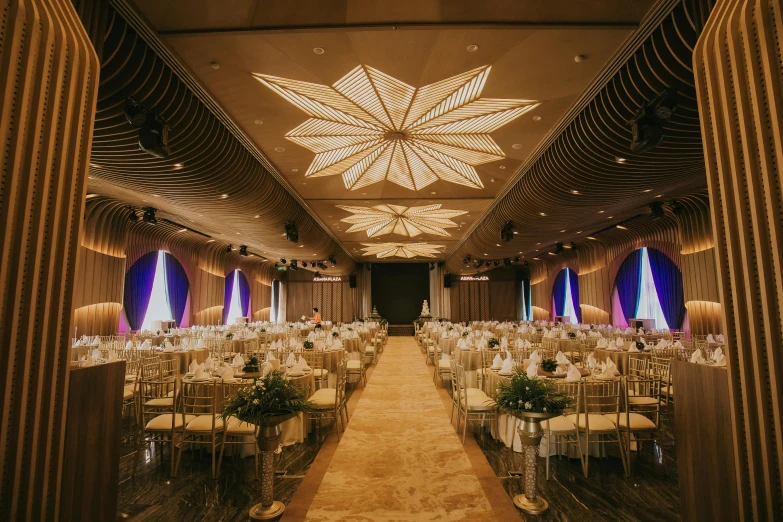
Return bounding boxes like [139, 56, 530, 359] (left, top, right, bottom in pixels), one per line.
[628, 356, 649, 378]
[582, 380, 622, 417]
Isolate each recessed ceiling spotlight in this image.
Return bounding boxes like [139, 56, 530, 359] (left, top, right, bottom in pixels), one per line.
[89, 163, 98, 168]
[539, 212, 547, 216]
[615, 157, 627, 163]
[608, 216, 613, 219]
[274, 146, 286, 152]
[574, 54, 586, 62]
[499, 165, 506, 169]
[207, 239, 215, 242]
[533, 115, 542, 122]
[560, 229, 566, 233]
[512, 143, 523, 150]
[174, 163, 183, 168]
[210, 61, 220, 70]
[571, 190, 580, 194]
[88, 176, 94, 180]
[598, 210, 605, 214]
[655, 194, 663, 198]
[313, 47, 325, 55]
[483, 253, 488, 256]
[178, 228, 187, 233]
[490, 178, 496, 182]
[152, 194, 160, 198]
[220, 194, 229, 199]
[495, 244, 501, 247]
[254, 119, 263, 125]
[513, 231, 518, 235]
[643, 189, 652, 192]
[576, 231, 582, 234]
[431, 191, 436, 195]
[85, 193, 99, 199]
[254, 214, 260, 218]
[467, 44, 479, 52]
[616, 225, 628, 230]
[292, 168, 299, 172]
[587, 236, 597, 240]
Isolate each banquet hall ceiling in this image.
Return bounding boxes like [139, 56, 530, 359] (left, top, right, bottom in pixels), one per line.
[93, 0, 658, 263]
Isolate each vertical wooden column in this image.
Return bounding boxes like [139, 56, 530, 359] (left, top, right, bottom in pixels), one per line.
[0, 0, 99, 520]
[695, 0, 783, 519]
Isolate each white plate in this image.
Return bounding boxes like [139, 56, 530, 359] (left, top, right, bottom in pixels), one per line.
[287, 371, 304, 377]
[188, 376, 213, 382]
[497, 372, 512, 377]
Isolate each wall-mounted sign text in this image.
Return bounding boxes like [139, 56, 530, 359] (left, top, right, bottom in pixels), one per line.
[460, 276, 489, 281]
[313, 276, 342, 282]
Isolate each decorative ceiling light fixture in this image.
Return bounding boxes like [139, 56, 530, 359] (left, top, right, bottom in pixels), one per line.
[337, 203, 467, 238]
[254, 65, 539, 191]
[360, 242, 444, 259]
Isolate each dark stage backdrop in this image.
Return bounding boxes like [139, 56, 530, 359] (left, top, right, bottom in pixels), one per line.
[371, 263, 429, 324]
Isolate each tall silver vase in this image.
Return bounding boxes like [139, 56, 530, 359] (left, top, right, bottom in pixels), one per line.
[249, 414, 296, 520]
[513, 412, 557, 515]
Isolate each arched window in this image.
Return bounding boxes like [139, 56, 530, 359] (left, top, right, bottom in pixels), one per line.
[612, 247, 684, 329]
[223, 269, 250, 324]
[123, 250, 189, 331]
[552, 268, 580, 324]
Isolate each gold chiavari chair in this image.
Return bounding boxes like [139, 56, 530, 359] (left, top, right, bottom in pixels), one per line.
[627, 357, 649, 379]
[217, 381, 260, 478]
[650, 360, 673, 408]
[365, 333, 381, 366]
[572, 380, 628, 477]
[434, 352, 452, 386]
[543, 381, 584, 479]
[137, 359, 181, 476]
[621, 375, 664, 474]
[454, 363, 497, 444]
[302, 348, 328, 389]
[477, 349, 501, 393]
[175, 379, 224, 477]
[346, 352, 366, 387]
[309, 359, 347, 441]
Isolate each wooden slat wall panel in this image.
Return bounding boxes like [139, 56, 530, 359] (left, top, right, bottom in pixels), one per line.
[71, 246, 125, 309]
[0, 1, 99, 519]
[489, 281, 515, 321]
[72, 303, 123, 336]
[695, 1, 783, 518]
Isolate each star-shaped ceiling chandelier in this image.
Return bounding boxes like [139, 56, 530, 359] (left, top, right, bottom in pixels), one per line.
[360, 242, 444, 259]
[337, 204, 467, 238]
[253, 65, 539, 191]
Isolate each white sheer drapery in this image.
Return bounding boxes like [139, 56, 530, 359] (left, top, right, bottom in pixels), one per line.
[428, 264, 451, 319]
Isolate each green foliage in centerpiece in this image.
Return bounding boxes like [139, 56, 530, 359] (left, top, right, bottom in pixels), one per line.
[303, 340, 314, 350]
[541, 358, 558, 372]
[488, 337, 500, 349]
[226, 332, 234, 340]
[242, 355, 260, 373]
[259, 328, 266, 333]
[462, 331, 469, 338]
[380, 319, 388, 326]
[222, 370, 313, 426]
[494, 368, 573, 415]
[331, 331, 339, 338]
[635, 340, 646, 350]
[567, 332, 576, 339]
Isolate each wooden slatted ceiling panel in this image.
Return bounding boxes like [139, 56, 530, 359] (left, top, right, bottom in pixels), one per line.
[86, 7, 355, 275]
[0, 0, 99, 518]
[447, 0, 716, 276]
[695, 0, 783, 518]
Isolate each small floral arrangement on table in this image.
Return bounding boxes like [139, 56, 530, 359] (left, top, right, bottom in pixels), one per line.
[488, 337, 500, 349]
[259, 328, 266, 333]
[567, 332, 576, 339]
[242, 355, 260, 373]
[226, 332, 234, 340]
[222, 371, 313, 426]
[494, 369, 573, 415]
[303, 340, 314, 350]
[347, 327, 353, 331]
[331, 331, 339, 338]
[541, 358, 558, 373]
[462, 331, 469, 338]
[357, 318, 365, 323]
[536, 328, 544, 333]
[635, 340, 646, 351]
[448, 326, 454, 331]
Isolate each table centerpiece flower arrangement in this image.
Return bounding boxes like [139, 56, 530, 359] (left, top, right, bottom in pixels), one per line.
[494, 368, 574, 514]
[331, 331, 339, 338]
[635, 340, 646, 351]
[242, 355, 260, 373]
[541, 358, 558, 373]
[567, 332, 576, 339]
[226, 332, 234, 340]
[462, 331, 469, 338]
[222, 371, 314, 519]
[303, 340, 314, 350]
[488, 337, 500, 349]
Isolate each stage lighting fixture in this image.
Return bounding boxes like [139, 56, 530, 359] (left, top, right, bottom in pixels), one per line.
[124, 97, 150, 127]
[138, 114, 171, 159]
[649, 201, 665, 220]
[285, 221, 299, 243]
[429, 263, 435, 271]
[126, 206, 138, 222]
[670, 200, 686, 216]
[142, 207, 157, 224]
[500, 221, 514, 242]
[310, 262, 316, 268]
[290, 260, 298, 271]
[570, 242, 577, 251]
[280, 258, 287, 264]
[514, 256, 521, 263]
[328, 255, 337, 265]
[629, 88, 677, 154]
[475, 259, 485, 268]
[493, 260, 500, 267]
[555, 242, 564, 254]
[314, 271, 322, 278]
[503, 258, 511, 267]
[239, 245, 249, 256]
[317, 261, 327, 270]
[523, 261, 530, 268]
[226, 244, 233, 254]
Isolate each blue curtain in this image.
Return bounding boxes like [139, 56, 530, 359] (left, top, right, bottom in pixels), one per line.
[123, 251, 159, 331]
[647, 248, 685, 329]
[163, 252, 189, 327]
[568, 268, 582, 323]
[222, 270, 236, 324]
[272, 280, 280, 322]
[615, 250, 642, 321]
[552, 269, 567, 317]
[237, 271, 250, 317]
[523, 279, 531, 320]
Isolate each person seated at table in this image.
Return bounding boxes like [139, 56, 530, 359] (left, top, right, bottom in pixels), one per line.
[309, 307, 322, 327]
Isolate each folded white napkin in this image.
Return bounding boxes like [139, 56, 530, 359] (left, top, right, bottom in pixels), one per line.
[529, 350, 541, 363]
[308, 332, 315, 340]
[565, 365, 582, 382]
[560, 332, 568, 339]
[717, 334, 725, 343]
[125, 340, 133, 350]
[555, 351, 570, 365]
[193, 364, 207, 379]
[204, 357, 214, 371]
[597, 362, 615, 379]
[500, 337, 508, 348]
[499, 357, 514, 375]
[189, 359, 199, 374]
[597, 338, 607, 348]
[515, 338, 524, 348]
[80, 355, 95, 367]
[232, 353, 244, 366]
[492, 353, 503, 369]
[142, 340, 152, 349]
[285, 352, 296, 367]
[300, 357, 311, 371]
[163, 343, 174, 353]
[90, 348, 100, 360]
[108, 350, 118, 362]
[690, 348, 703, 364]
[221, 366, 235, 381]
[73, 339, 82, 347]
[526, 361, 538, 379]
[707, 334, 715, 343]
[628, 343, 640, 353]
[713, 352, 726, 366]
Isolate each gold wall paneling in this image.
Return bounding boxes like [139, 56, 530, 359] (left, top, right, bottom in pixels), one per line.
[0, 0, 100, 518]
[695, 0, 783, 518]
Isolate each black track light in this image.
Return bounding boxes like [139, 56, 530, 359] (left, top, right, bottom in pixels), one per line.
[555, 242, 564, 254]
[280, 258, 287, 264]
[503, 258, 511, 267]
[285, 221, 298, 243]
[493, 260, 500, 267]
[239, 245, 249, 256]
[513, 256, 521, 263]
[314, 271, 321, 278]
[126, 206, 138, 222]
[290, 260, 298, 271]
[649, 201, 665, 220]
[317, 261, 327, 270]
[328, 255, 337, 265]
[142, 207, 157, 224]
[629, 88, 678, 154]
[226, 244, 233, 254]
[124, 97, 150, 128]
[670, 200, 686, 216]
[570, 242, 577, 251]
[500, 221, 514, 242]
[310, 262, 316, 268]
[476, 259, 485, 268]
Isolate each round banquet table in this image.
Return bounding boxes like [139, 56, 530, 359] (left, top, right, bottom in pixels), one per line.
[438, 337, 458, 355]
[592, 348, 651, 375]
[452, 349, 483, 388]
[542, 337, 577, 353]
[341, 337, 362, 354]
[230, 339, 257, 354]
[160, 348, 210, 374]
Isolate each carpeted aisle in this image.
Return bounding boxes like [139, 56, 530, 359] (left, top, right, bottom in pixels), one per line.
[304, 337, 498, 521]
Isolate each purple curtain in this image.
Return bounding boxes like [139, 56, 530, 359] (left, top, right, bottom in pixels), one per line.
[163, 252, 189, 327]
[615, 250, 642, 322]
[237, 271, 250, 317]
[568, 268, 582, 323]
[123, 251, 159, 331]
[222, 270, 236, 324]
[523, 279, 531, 320]
[647, 248, 685, 329]
[552, 269, 567, 317]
